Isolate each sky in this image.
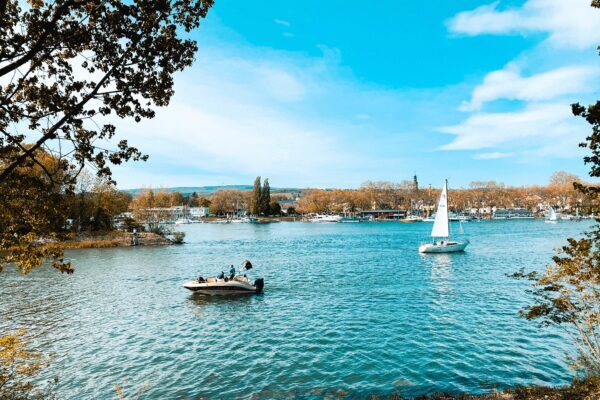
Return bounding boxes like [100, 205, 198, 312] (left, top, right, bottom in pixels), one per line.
[112, 0, 600, 189]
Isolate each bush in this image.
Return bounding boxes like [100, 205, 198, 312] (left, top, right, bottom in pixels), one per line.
[170, 231, 185, 244]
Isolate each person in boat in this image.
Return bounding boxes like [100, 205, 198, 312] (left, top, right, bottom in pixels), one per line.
[217, 271, 225, 280]
[197, 276, 205, 283]
[229, 265, 236, 279]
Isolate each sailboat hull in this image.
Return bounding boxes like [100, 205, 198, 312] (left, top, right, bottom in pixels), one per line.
[419, 241, 469, 254]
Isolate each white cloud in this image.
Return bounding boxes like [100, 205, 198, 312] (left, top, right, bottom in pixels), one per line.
[473, 152, 515, 160]
[448, 0, 600, 49]
[440, 103, 582, 153]
[112, 46, 380, 188]
[460, 64, 599, 111]
[256, 67, 306, 102]
[274, 19, 291, 27]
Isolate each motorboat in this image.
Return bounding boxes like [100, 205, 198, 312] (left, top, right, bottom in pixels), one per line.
[400, 215, 423, 223]
[183, 260, 264, 295]
[184, 275, 264, 295]
[419, 179, 469, 254]
[310, 214, 342, 223]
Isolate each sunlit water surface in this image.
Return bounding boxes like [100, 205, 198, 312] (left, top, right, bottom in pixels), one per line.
[0, 220, 592, 398]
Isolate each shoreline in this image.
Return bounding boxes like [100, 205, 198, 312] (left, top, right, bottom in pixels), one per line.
[61, 231, 172, 249]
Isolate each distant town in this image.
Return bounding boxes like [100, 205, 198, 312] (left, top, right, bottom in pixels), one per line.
[80, 171, 594, 231]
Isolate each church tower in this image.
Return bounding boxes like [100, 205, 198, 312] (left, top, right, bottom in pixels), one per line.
[413, 173, 419, 193]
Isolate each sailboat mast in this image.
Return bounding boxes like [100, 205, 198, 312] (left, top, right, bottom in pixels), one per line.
[446, 179, 450, 239]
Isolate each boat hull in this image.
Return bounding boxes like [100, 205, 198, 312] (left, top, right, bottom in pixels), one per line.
[419, 241, 469, 253]
[183, 278, 263, 295]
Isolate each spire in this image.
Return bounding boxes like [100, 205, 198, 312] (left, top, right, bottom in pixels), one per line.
[413, 172, 419, 192]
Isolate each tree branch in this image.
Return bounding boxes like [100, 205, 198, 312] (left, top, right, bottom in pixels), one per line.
[0, 61, 119, 182]
[0, 0, 76, 78]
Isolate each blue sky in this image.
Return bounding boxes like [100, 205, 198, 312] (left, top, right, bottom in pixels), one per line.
[113, 0, 600, 189]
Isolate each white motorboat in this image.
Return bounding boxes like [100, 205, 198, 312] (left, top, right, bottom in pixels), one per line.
[545, 207, 558, 224]
[183, 260, 264, 295]
[310, 214, 342, 223]
[400, 215, 423, 223]
[419, 179, 469, 254]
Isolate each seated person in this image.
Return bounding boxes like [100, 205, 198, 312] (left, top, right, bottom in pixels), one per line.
[217, 271, 225, 280]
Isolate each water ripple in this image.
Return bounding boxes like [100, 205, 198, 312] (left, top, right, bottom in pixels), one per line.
[0, 220, 587, 398]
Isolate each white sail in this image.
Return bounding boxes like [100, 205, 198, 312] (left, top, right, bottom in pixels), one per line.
[548, 207, 557, 221]
[431, 180, 449, 238]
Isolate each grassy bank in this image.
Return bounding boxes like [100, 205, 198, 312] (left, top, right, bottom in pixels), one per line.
[61, 231, 171, 249]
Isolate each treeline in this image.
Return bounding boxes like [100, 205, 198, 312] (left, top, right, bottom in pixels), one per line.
[125, 171, 594, 218]
[208, 177, 282, 216]
[298, 171, 595, 214]
[128, 176, 283, 217]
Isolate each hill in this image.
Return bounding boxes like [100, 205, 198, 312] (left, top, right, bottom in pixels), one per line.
[123, 185, 301, 197]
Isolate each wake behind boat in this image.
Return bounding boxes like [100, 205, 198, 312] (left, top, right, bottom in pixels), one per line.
[419, 179, 469, 254]
[183, 260, 264, 295]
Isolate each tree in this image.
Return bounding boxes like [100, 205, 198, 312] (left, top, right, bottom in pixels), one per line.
[209, 189, 244, 216]
[250, 176, 262, 216]
[516, 1, 600, 375]
[0, 0, 214, 184]
[0, 0, 214, 273]
[269, 201, 281, 216]
[261, 178, 271, 216]
[286, 206, 297, 216]
[550, 171, 581, 187]
[0, 148, 73, 273]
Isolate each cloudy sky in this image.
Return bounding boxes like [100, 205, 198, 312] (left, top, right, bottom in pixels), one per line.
[112, 0, 600, 189]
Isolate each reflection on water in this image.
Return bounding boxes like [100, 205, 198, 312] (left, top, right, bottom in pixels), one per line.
[0, 220, 591, 399]
[429, 254, 454, 295]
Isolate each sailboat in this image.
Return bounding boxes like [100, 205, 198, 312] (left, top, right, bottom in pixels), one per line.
[418, 180, 469, 253]
[545, 207, 558, 224]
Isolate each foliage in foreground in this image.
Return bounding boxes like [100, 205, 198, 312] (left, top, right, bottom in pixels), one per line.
[0, 329, 54, 400]
[0, 0, 214, 274]
[360, 376, 600, 399]
[512, 1, 600, 377]
[514, 227, 600, 374]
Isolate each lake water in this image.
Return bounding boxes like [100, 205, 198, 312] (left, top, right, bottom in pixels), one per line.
[0, 220, 592, 398]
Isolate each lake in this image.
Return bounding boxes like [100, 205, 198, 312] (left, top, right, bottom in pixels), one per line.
[0, 220, 591, 398]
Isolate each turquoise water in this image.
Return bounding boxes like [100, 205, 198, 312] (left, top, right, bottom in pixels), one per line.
[0, 220, 592, 398]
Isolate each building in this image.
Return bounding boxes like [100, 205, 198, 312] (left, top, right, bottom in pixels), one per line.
[359, 209, 407, 220]
[189, 207, 210, 218]
[493, 208, 534, 219]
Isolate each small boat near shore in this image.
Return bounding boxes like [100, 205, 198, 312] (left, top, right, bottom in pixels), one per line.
[183, 260, 264, 295]
[400, 215, 423, 223]
[310, 214, 342, 223]
[545, 207, 558, 224]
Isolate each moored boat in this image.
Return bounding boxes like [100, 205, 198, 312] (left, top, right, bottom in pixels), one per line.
[400, 215, 423, 223]
[310, 214, 342, 223]
[545, 207, 558, 224]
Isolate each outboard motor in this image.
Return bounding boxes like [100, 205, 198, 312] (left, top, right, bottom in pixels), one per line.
[254, 278, 264, 293]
